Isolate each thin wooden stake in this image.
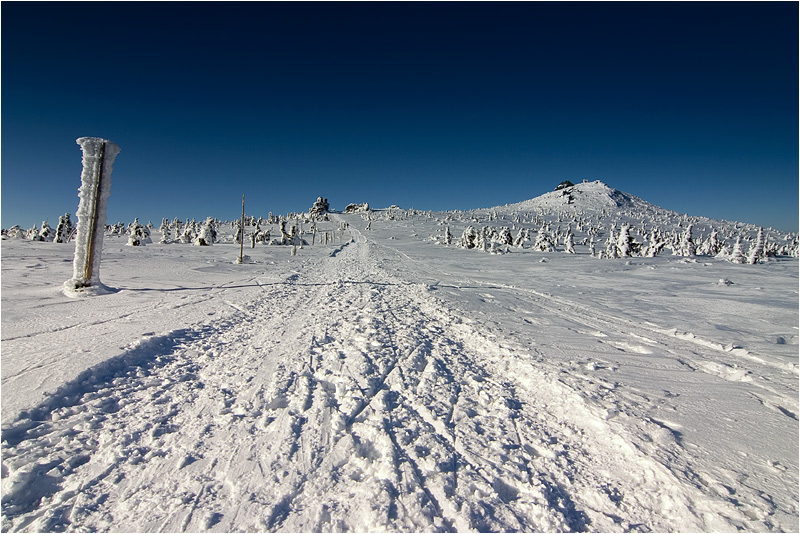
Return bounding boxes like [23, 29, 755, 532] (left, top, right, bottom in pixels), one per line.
[239, 194, 245, 264]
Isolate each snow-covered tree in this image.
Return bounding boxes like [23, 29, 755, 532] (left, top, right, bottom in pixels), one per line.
[604, 226, 618, 259]
[443, 226, 453, 245]
[616, 223, 634, 257]
[729, 235, 746, 264]
[159, 218, 171, 244]
[532, 226, 555, 252]
[563, 226, 575, 254]
[513, 228, 528, 248]
[679, 225, 696, 256]
[644, 230, 666, 257]
[747, 228, 764, 264]
[699, 229, 723, 256]
[497, 227, 513, 246]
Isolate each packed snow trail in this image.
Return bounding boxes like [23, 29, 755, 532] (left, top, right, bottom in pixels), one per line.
[0, 232, 760, 531]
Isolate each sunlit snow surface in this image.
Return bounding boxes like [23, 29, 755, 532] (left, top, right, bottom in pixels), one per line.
[1, 211, 797, 532]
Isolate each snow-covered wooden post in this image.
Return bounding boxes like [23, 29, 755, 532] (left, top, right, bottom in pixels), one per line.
[64, 137, 120, 295]
[237, 195, 245, 264]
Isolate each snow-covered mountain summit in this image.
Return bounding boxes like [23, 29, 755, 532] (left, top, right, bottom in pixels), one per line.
[491, 180, 671, 220]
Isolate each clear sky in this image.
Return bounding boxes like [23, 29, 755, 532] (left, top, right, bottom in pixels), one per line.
[2, 2, 798, 232]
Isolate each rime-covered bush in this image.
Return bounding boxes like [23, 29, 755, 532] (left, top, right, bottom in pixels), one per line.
[234, 220, 244, 245]
[179, 220, 196, 243]
[644, 230, 666, 257]
[616, 223, 634, 257]
[6, 225, 25, 239]
[532, 226, 555, 252]
[699, 229, 723, 256]
[195, 217, 217, 246]
[563, 226, 575, 253]
[604, 226, 618, 259]
[159, 218, 171, 244]
[126, 218, 151, 246]
[279, 220, 292, 245]
[679, 225, 696, 256]
[54, 213, 73, 243]
[27, 224, 41, 241]
[497, 227, 513, 246]
[460, 226, 479, 249]
[38, 221, 52, 241]
[514, 228, 528, 248]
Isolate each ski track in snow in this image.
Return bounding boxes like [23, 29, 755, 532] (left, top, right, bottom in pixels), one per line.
[1, 226, 795, 532]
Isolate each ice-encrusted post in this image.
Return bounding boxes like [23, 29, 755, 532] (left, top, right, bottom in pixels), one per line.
[238, 195, 245, 264]
[64, 137, 120, 296]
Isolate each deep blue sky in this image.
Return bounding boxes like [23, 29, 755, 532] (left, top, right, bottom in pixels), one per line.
[2, 2, 798, 232]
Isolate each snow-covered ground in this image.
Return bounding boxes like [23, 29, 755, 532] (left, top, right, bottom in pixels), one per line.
[2, 206, 798, 532]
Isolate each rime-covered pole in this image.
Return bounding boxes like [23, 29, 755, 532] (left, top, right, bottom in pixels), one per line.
[64, 137, 120, 295]
[239, 195, 245, 264]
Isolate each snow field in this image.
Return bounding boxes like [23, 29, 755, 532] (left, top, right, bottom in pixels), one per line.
[2, 212, 797, 532]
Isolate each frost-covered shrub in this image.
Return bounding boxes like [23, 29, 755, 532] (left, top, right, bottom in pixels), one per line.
[479, 226, 492, 251]
[513, 228, 528, 248]
[6, 225, 25, 239]
[497, 227, 513, 246]
[27, 224, 41, 241]
[443, 226, 452, 245]
[194, 217, 217, 246]
[279, 220, 291, 245]
[234, 220, 244, 245]
[644, 230, 666, 257]
[563, 226, 575, 253]
[532, 226, 555, 252]
[679, 225, 696, 256]
[698, 229, 723, 256]
[110, 222, 126, 236]
[604, 226, 618, 259]
[459, 226, 479, 249]
[126, 218, 151, 246]
[179, 219, 196, 244]
[159, 218, 171, 244]
[54, 213, 73, 243]
[39, 221, 52, 241]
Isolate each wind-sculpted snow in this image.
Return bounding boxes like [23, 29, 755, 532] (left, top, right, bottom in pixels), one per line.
[1, 215, 797, 532]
